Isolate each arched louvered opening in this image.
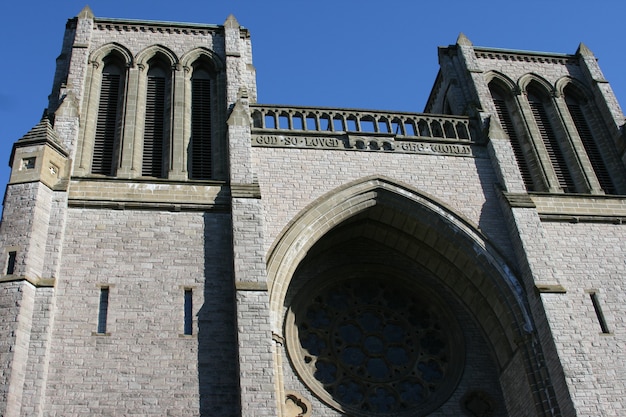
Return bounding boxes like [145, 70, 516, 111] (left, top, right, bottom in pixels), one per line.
[142, 60, 170, 178]
[489, 83, 535, 191]
[456, 122, 469, 140]
[92, 56, 125, 175]
[527, 86, 576, 193]
[431, 121, 443, 138]
[564, 86, 615, 194]
[190, 65, 212, 180]
[418, 120, 430, 137]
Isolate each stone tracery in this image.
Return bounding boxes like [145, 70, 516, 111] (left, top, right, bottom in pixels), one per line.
[286, 276, 464, 416]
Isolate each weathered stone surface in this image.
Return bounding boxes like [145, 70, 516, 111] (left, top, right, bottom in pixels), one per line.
[1, 8, 625, 417]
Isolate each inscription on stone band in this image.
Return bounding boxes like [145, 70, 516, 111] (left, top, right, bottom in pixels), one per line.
[397, 142, 471, 155]
[252, 134, 473, 157]
[254, 135, 343, 148]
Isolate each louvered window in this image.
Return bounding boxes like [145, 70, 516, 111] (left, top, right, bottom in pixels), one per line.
[528, 90, 576, 193]
[190, 69, 212, 180]
[566, 97, 615, 194]
[92, 63, 124, 175]
[490, 86, 534, 191]
[142, 66, 166, 177]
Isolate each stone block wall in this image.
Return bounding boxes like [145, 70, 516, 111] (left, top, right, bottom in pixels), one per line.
[2, 8, 626, 417]
[41, 209, 238, 415]
[253, 147, 515, 265]
[540, 222, 626, 416]
[0, 282, 34, 416]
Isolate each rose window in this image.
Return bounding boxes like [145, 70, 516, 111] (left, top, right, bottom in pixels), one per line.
[286, 276, 464, 416]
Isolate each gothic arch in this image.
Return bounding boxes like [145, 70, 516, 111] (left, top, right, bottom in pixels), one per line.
[180, 47, 224, 73]
[518, 73, 554, 96]
[177, 47, 228, 180]
[135, 44, 178, 68]
[484, 70, 518, 94]
[75, 43, 133, 176]
[267, 177, 533, 360]
[268, 176, 565, 416]
[558, 76, 619, 194]
[555, 76, 592, 102]
[89, 42, 133, 67]
[134, 45, 177, 179]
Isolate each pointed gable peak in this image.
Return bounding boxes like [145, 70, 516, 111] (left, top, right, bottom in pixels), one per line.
[78, 5, 94, 19]
[576, 42, 594, 57]
[224, 14, 239, 29]
[456, 33, 473, 47]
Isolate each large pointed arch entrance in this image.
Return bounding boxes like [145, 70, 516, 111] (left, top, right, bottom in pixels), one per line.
[267, 177, 558, 417]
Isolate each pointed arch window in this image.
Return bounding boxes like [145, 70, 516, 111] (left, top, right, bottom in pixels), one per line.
[92, 58, 125, 175]
[527, 87, 576, 193]
[489, 83, 535, 191]
[564, 86, 615, 194]
[142, 61, 170, 178]
[190, 66, 212, 180]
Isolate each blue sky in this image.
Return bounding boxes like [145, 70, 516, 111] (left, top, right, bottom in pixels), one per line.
[1, 0, 625, 197]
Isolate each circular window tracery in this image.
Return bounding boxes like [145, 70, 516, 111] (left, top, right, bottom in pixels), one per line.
[286, 275, 464, 417]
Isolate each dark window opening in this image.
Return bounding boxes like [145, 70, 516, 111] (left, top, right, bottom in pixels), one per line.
[142, 64, 167, 177]
[6, 251, 16, 275]
[490, 85, 535, 191]
[590, 292, 610, 334]
[565, 93, 615, 194]
[190, 67, 212, 179]
[92, 60, 125, 175]
[528, 88, 576, 192]
[97, 287, 110, 334]
[184, 289, 193, 335]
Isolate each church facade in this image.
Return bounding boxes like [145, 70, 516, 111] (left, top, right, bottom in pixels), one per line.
[1, 7, 625, 416]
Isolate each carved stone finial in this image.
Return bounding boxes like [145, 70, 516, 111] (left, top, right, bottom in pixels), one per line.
[576, 42, 593, 57]
[227, 99, 251, 127]
[457, 33, 473, 46]
[224, 14, 239, 29]
[78, 5, 94, 19]
[55, 91, 80, 118]
[238, 86, 249, 100]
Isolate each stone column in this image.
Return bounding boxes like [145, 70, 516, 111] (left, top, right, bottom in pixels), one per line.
[225, 16, 278, 411]
[117, 63, 143, 178]
[168, 64, 187, 180]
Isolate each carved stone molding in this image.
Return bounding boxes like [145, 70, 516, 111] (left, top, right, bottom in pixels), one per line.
[284, 392, 311, 417]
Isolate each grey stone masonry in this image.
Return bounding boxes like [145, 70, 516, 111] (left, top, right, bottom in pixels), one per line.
[3, 8, 626, 417]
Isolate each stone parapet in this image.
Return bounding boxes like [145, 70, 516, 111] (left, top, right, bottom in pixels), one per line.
[251, 105, 473, 141]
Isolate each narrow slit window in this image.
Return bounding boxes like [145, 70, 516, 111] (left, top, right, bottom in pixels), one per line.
[184, 289, 193, 335]
[589, 292, 610, 334]
[6, 251, 16, 275]
[97, 287, 110, 334]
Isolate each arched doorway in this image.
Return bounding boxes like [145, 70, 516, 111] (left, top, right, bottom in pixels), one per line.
[268, 177, 557, 417]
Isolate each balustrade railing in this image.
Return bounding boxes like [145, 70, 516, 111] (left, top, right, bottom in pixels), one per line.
[250, 104, 472, 142]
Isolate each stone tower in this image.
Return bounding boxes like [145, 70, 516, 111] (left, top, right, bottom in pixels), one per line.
[1, 8, 625, 417]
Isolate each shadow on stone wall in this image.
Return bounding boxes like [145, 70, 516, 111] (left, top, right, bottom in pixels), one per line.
[197, 211, 240, 416]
